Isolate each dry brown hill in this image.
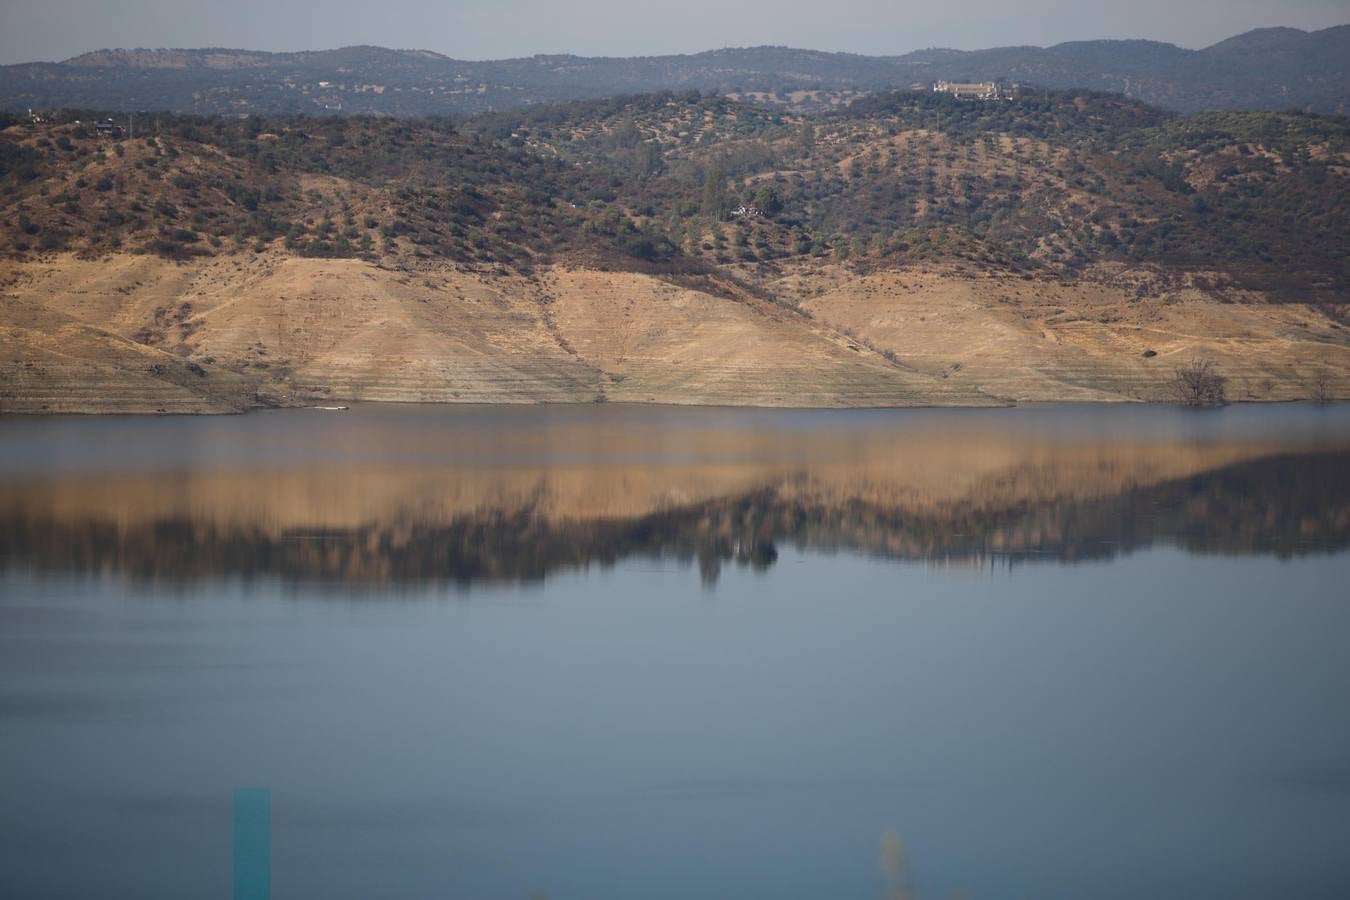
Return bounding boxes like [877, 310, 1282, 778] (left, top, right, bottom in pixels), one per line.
[1, 99, 1347, 413]
[3, 251, 1345, 414]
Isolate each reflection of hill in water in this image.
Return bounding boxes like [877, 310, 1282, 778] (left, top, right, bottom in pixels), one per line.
[3, 450, 1347, 587]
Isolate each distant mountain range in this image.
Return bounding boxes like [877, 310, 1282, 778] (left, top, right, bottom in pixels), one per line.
[0, 26, 1346, 116]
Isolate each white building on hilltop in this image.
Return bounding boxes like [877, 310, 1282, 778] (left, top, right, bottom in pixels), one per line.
[932, 81, 1012, 101]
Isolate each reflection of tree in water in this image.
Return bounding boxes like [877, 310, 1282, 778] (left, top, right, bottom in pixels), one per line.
[880, 829, 915, 900]
[2, 451, 1347, 588]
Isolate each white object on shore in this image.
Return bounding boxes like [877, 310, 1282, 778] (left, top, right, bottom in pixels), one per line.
[311, 405, 349, 411]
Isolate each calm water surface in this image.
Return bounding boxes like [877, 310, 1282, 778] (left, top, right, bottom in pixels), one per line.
[2, 404, 1349, 899]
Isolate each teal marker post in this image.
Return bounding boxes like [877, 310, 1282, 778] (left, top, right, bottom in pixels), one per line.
[233, 788, 271, 900]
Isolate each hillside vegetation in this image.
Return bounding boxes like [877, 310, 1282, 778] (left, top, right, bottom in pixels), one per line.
[1, 90, 1347, 412]
[468, 90, 1350, 299]
[5, 92, 1346, 296]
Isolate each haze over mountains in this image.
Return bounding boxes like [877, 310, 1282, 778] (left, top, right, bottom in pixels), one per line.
[1, 26, 1347, 117]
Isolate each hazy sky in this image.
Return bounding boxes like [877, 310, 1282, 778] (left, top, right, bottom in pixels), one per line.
[0, 0, 1346, 64]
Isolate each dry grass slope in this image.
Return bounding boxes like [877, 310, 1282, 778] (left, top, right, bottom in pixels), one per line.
[4, 252, 1346, 413]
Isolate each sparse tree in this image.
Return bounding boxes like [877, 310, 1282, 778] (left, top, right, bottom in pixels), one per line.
[1168, 357, 1227, 407]
[753, 185, 782, 216]
[701, 164, 725, 218]
[797, 122, 815, 156]
[1309, 366, 1334, 405]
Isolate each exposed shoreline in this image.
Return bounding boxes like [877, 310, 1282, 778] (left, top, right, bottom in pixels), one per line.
[3, 254, 1346, 415]
[3, 399, 1337, 419]
[6, 395, 1343, 419]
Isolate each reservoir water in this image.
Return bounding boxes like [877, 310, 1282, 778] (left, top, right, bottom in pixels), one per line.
[2, 403, 1349, 899]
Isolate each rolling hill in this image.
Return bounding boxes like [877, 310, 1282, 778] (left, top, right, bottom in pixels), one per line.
[0, 26, 1346, 118]
[1, 89, 1347, 413]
